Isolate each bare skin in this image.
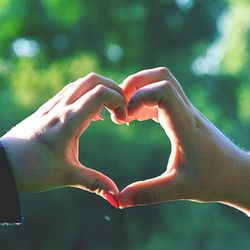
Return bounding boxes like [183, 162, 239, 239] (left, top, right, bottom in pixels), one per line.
[1, 68, 250, 216]
[119, 67, 250, 216]
[1, 73, 128, 202]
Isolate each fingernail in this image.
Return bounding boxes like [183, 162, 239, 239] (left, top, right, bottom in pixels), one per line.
[104, 192, 119, 209]
[98, 114, 104, 121]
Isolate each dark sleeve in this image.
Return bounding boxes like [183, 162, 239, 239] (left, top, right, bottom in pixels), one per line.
[0, 142, 23, 225]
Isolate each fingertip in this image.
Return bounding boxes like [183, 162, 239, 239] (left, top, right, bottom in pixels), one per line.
[119, 188, 135, 208]
[117, 106, 128, 121]
[104, 192, 120, 209]
[91, 113, 104, 122]
[112, 105, 128, 124]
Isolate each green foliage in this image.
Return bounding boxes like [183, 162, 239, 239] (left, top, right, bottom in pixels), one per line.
[8, 53, 99, 110]
[41, 0, 84, 28]
[238, 84, 250, 122]
[221, 3, 250, 75]
[0, 0, 250, 249]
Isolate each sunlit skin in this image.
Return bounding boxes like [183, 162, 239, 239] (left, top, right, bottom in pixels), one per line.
[118, 67, 250, 216]
[1, 68, 250, 216]
[104, 192, 119, 209]
[0, 73, 128, 204]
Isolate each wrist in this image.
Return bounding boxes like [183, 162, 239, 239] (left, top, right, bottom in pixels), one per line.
[219, 150, 250, 216]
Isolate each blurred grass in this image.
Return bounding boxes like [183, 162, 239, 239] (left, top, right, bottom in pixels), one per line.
[0, 0, 250, 249]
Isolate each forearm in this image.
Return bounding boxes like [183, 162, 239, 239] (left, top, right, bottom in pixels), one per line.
[220, 150, 250, 216]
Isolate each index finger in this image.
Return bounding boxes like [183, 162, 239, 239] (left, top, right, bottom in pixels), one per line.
[65, 73, 125, 104]
[64, 85, 127, 137]
[121, 67, 192, 107]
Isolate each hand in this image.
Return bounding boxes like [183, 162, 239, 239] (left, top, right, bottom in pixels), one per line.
[1, 73, 127, 202]
[119, 67, 250, 215]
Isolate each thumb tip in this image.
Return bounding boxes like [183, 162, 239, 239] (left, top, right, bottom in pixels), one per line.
[103, 190, 135, 209]
[119, 189, 134, 208]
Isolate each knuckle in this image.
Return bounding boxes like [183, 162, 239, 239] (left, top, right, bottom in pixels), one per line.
[161, 80, 173, 92]
[158, 67, 171, 77]
[94, 84, 108, 98]
[86, 72, 99, 82]
[89, 178, 102, 193]
[125, 74, 140, 85]
[134, 185, 158, 204]
[58, 108, 75, 129]
[144, 187, 158, 204]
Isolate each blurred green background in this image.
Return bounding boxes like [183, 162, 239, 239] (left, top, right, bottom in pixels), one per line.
[0, 0, 250, 249]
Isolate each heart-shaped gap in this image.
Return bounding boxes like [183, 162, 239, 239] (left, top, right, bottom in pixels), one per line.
[79, 109, 171, 190]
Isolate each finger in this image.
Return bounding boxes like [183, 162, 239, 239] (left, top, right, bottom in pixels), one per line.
[128, 106, 159, 122]
[64, 73, 127, 123]
[69, 165, 120, 208]
[119, 170, 181, 208]
[128, 80, 193, 139]
[64, 73, 125, 105]
[121, 67, 191, 107]
[66, 84, 127, 136]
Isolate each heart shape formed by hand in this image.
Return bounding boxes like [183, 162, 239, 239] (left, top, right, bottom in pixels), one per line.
[84, 67, 190, 209]
[2, 67, 230, 211]
[83, 117, 169, 209]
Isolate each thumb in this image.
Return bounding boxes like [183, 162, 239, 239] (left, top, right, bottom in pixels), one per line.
[119, 170, 181, 208]
[69, 165, 120, 208]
